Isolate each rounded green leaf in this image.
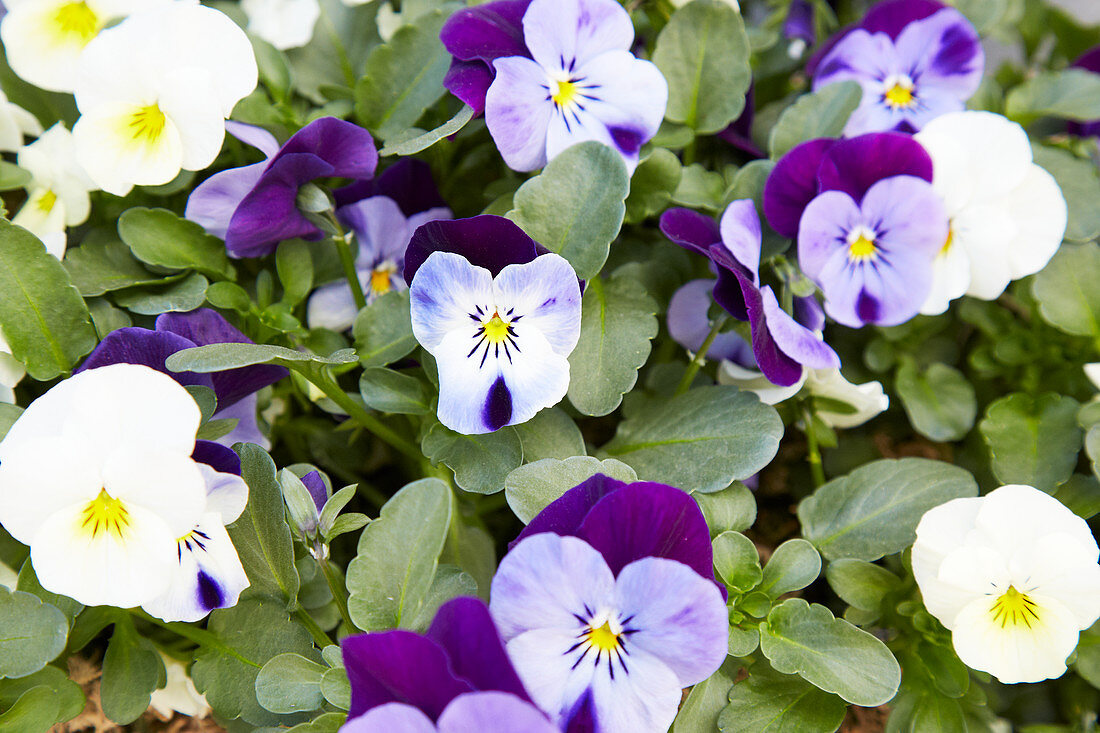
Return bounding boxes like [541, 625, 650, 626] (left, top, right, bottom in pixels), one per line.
[825, 559, 901, 613]
[117, 207, 234, 280]
[1033, 243, 1100, 336]
[504, 456, 638, 523]
[895, 361, 977, 442]
[768, 82, 862, 158]
[353, 290, 417, 368]
[759, 539, 821, 600]
[980, 392, 1083, 492]
[718, 663, 847, 733]
[0, 587, 67, 679]
[421, 423, 523, 495]
[1006, 68, 1100, 124]
[256, 653, 327, 715]
[712, 531, 762, 593]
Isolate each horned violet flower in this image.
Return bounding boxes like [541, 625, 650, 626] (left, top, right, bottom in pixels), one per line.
[912, 485, 1100, 684]
[407, 216, 581, 435]
[492, 476, 728, 732]
[812, 0, 983, 134]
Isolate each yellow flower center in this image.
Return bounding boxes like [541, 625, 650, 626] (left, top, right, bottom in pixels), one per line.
[990, 586, 1041, 630]
[127, 104, 167, 145]
[552, 79, 578, 108]
[52, 1, 101, 44]
[883, 76, 916, 109]
[370, 268, 393, 295]
[847, 227, 878, 262]
[481, 313, 511, 344]
[36, 190, 58, 214]
[586, 620, 621, 652]
[79, 489, 131, 540]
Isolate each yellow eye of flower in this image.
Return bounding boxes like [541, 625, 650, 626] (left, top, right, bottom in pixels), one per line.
[990, 586, 1041, 629]
[369, 268, 393, 295]
[127, 104, 167, 145]
[36, 190, 58, 214]
[80, 489, 131, 540]
[52, 1, 101, 44]
[481, 314, 511, 344]
[884, 81, 915, 109]
[847, 228, 877, 262]
[586, 621, 621, 652]
[552, 79, 578, 108]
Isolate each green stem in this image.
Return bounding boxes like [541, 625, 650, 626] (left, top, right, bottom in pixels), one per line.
[304, 369, 423, 462]
[316, 553, 355, 633]
[333, 234, 368, 312]
[802, 404, 826, 488]
[131, 610, 260, 668]
[683, 137, 697, 166]
[295, 608, 335, 648]
[675, 314, 728, 396]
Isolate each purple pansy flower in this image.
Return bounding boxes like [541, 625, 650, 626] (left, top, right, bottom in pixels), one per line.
[407, 216, 581, 435]
[811, 0, 983, 134]
[763, 133, 947, 327]
[440, 0, 532, 116]
[659, 200, 840, 386]
[481, 0, 667, 173]
[784, 0, 816, 58]
[341, 596, 561, 733]
[307, 160, 453, 331]
[491, 476, 729, 733]
[1070, 47, 1100, 138]
[185, 117, 377, 258]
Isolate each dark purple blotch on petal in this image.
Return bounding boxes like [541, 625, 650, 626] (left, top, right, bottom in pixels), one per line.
[1071, 46, 1100, 137]
[300, 470, 328, 513]
[482, 377, 513, 432]
[563, 689, 598, 733]
[192, 440, 242, 475]
[335, 158, 447, 216]
[404, 215, 546, 282]
[609, 126, 646, 156]
[439, 0, 532, 115]
[197, 571, 225, 611]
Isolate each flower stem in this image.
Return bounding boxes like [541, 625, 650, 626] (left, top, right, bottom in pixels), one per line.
[675, 313, 728, 396]
[315, 552, 355, 633]
[802, 404, 826, 488]
[333, 234, 368, 312]
[294, 608, 335, 648]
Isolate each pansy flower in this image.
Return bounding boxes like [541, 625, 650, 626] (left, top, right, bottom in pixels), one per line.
[1069, 46, 1100, 137]
[478, 0, 668, 173]
[440, 0, 532, 116]
[811, 0, 983, 135]
[342, 596, 560, 733]
[407, 216, 581, 435]
[660, 199, 840, 386]
[764, 132, 948, 327]
[784, 0, 816, 59]
[241, 0, 320, 51]
[307, 160, 453, 331]
[912, 485, 1100, 684]
[185, 117, 378, 259]
[492, 476, 729, 733]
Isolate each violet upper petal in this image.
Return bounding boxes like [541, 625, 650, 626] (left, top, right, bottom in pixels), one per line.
[667, 279, 754, 364]
[185, 161, 268, 240]
[762, 137, 835, 239]
[277, 117, 378, 180]
[1071, 47, 1100, 136]
[338, 158, 448, 217]
[342, 631, 474, 721]
[76, 328, 214, 391]
[440, 0, 531, 64]
[658, 208, 721, 258]
[748, 285, 839, 387]
[861, 0, 946, 38]
[576, 481, 714, 581]
[300, 470, 328, 513]
[403, 215, 545, 282]
[511, 473, 626, 549]
[444, 60, 496, 116]
[192, 440, 242, 475]
[426, 597, 531, 702]
[816, 132, 933, 203]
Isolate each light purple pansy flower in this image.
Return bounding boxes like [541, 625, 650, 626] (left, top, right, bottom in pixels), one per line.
[492, 476, 729, 733]
[812, 0, 983, 134]
[482, 0, 668, 173]
[407, 216, 581, 435]
[341, 597, 564, 733]
[185, 117, 377, 258]
[1070, 46, 1100, 138]
[307, 160, 453, 331]
[440, 0, 532, 117]
[660, 200, 840, 387]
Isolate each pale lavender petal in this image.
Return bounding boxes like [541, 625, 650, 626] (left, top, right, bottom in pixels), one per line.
[897, 8, 982, 99]
[718, 199, 762, 282]
[485, 56, 555, 171]
[667, 280, 754, 364]
[797, 190, 863, 282]
[338, 196, 411, 268]
[212, 393, 270, 450]
[185, 161, 267, 240]
[750, 285, 839, 386]
[521, 0, 634, 72]
[812, 29, 896, 91]
[343, 703, 437, 733]
[225, 120, 280, 158]
[492, 254, 582, 356]
[438, 692, 558, 733]
[306, 277, 364, 333]
[409, 251, 496, 351]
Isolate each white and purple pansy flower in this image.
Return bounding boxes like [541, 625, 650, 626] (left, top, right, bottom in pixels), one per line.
[341, 596, 564, 733]
[811, 0, 983, 135]
[440, 0, 532, 117]
[407, 216, 581, 435]
[308, 159, 453, 331]
[185, 117, 378, 258]
[764, 132, 948, 328]
[660, 199, 840, 387]
[491, 476, 729, 733]
[479, 0, 668, 173]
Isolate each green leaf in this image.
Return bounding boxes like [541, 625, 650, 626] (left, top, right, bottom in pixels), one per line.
[979, 393, 1082, 492]
[0, 161, 29, 191]
[695, 482, 756, 536]
[0, 686, 59, 733]
[674, 658, 739, 733]
[100, 616, 165, 724]
[712, 531, 762, 593]
[798, 458, 979, 561]
[1031, 146, 1100, 243]
[507, 141, 630, 279]
[0, 405, 21, 443]
[759, 539, 821, 600]
[255, 653, 327, 715]
[0, 221, 97, 380]
[769, 82, 862, 158]
[277, 241, 314, 306]
[654, 0, 751, 133]
[192, 595, 318, 727]
[353, 290, 417, 367]
[0, 587, 67, 679]
[1054, 473, 1100, 519]
[719, 664, 848, 733]
[1006, 68, 1100, 124]
[895, 361, 977, 442]
[504, 456, 638, 523]
[421, 424, 523, 495]
[826, 559, 901, 612]
[408, 564, 478, 630]
[379, 104, 474, 157]
[117, 207, 234, 280]
[63, 233, 164, 296]
[167, 343, 358, 374]
[284, 0, 381, 103]
[760, 598, 901, 707]
[286, 712, 348, 733]
[625, 148, 683, 223]
[512, 407, 585, 463]
[1032, 243, 1100, 336]
[567, 275, 658, 416]
[347, 478, 452, 630]
[673, 163, 727, 211]
[0, 666, 83, 729]
[231, 445, 301, 607]
[601, 386, 783, 493]
[16, 561, 83, 626]
[355, 10, 452, 141]
[113, 271, 208, 315]
[320, 667, 350, 710]
[358, 367, 430, 415]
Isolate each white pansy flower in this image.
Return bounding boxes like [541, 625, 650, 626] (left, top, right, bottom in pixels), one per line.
[12, 124, 95, 259]
[72, 1, 258, 196]
[0, 329, 25, 404]
[717, 361, 806, 405]
[242, 0, 320, 50]
[913, 485, 1100, 684]
[0, 364, 209, 608]
[0, 86, 41, 152]
[915, 111, 1067, 315]
[804, 368, 889, 428]
[0, 0, 156, 93]
[149, 652, 210, 719]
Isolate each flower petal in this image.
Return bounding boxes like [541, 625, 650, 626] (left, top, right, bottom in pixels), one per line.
[895, 8, 982, 100]
[437, 692, 558, 733]
[410, 251, 497, 351]
[816, 132, 934, 203]
[511, 473, 626, 549]
[185, 161, 267, 240]
[659, 208, 721, 258]
[485, 55, 555, 172]
[343, 703, 437, 733]
[749, 285, 839, 386]
[405, 216, 546, 282]
[427, 597, 532, 702]
[492, 254, 582, 356]
[718, 199, 762, 281]
[76, 327, 213, 392]
[667, 280, 754, 364]
[763, 138, 835, 238]
[521, 0, 634, 72]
